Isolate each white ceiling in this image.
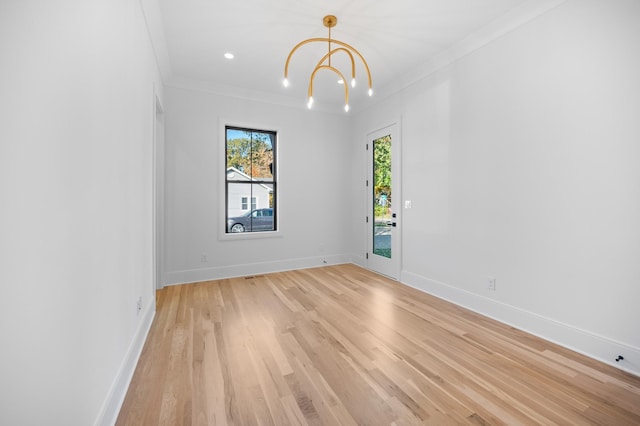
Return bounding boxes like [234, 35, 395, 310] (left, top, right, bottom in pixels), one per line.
[155, 0, 544, 111]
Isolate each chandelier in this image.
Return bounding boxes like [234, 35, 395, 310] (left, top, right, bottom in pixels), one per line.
[283, 15, 373, 112]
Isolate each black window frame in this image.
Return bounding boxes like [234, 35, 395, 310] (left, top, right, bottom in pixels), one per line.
[225, 125, 277, 234]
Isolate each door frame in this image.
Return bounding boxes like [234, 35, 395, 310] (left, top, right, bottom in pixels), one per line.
[365, 120, 401, 280]
[153, 90, 165, 290]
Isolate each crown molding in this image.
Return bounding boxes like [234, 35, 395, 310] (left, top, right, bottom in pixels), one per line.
[370, 0, 569, 108]
[166, 76, 351, 115]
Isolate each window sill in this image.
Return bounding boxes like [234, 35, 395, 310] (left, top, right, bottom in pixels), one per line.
[218, 230, 283, 242]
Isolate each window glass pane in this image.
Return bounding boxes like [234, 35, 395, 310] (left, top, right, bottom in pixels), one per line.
[226, 129, 274, 181]
[251, 133, 274, 182]
[226, 184, 274, 233]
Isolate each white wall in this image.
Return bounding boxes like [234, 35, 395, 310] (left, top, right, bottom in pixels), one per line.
[164, 85, 352, 284]
[351, 0, 640, 375]
[0, 1, 163, 424]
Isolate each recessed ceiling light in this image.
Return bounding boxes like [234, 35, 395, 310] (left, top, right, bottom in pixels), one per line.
[224, 52, 234, 59]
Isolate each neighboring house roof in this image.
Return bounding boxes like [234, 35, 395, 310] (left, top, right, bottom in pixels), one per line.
[226, 167, 273, 192]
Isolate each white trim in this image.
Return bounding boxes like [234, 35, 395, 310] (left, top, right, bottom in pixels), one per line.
[351, 254, 367, 269]
[219, 229, 284, 242]
[170, 76, 303, 109]
[94, 301, 156, 426]
[167, 76, 346, 114]
[401, 270, 640, 377]
[365, 120, 402, 280]
[153, 88, 166, 290]
[165, 254, 352, 285]
[383, 0, 568, 100]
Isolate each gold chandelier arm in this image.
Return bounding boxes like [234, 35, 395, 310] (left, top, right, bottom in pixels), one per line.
[330, 39, 372, 89]
[308, 65, 349, 107]
[284, 38, 328, 80]
[284, 37, 372, 90]
[314, 47, 356, 80]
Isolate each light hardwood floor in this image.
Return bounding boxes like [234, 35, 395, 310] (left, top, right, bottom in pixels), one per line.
[117, 264, 640, 425]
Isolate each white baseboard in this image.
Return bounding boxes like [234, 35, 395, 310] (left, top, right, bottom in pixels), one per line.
[401, 271, 640, 377]
[164, 254, 352, 286]
[95, 300, 156, 426]
[350, 254, 366, 269]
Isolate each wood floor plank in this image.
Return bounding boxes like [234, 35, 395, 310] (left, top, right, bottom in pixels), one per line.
[117, 264, 640, 425]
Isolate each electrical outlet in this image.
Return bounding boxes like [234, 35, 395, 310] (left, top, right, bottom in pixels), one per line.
[136, 296, 142, 315]
[488, 277, 496, 291]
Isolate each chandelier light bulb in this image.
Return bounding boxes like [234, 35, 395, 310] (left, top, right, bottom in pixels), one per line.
[368, 88, 373, 96]
[351, 78, 356, 88]
[344, 104, 350, 112]
[283, 78, 289, 88]
[307, 96, 314, 109]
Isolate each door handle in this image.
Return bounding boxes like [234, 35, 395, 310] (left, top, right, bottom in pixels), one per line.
[392, 222, 397, 227]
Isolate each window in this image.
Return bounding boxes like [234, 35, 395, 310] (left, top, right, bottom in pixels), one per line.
[240, 197, 256, 211]
[225, 126, 276, 233]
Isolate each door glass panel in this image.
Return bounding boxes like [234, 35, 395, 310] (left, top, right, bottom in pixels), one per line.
[373, 134, 392, 258]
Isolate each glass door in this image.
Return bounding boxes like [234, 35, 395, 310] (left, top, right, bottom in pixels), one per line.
[367, 123, 400, 279]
